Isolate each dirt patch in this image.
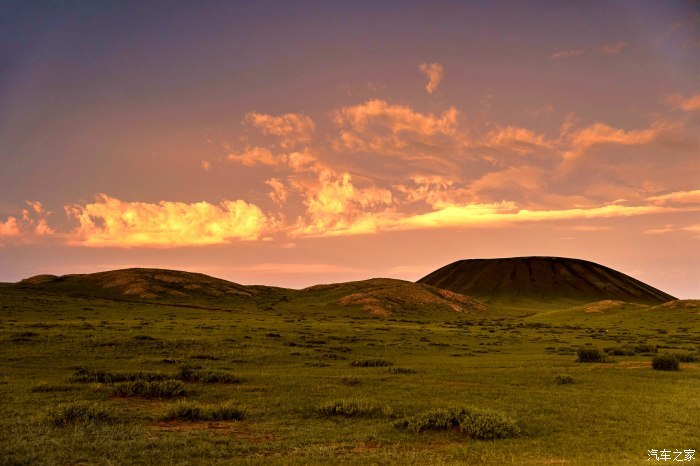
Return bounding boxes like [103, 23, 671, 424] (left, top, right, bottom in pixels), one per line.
[151, 421, 276, 443]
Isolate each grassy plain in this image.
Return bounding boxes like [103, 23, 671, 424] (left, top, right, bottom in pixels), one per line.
[1, 283, 698, 465]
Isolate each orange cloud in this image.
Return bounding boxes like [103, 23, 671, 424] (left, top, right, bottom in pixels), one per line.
[333, 99, 460, 159]
[479, 126, 552, 154]
[66, 194, 268, 247]
[0, 216, 19, 237]
[245, 112, 315, 148]
[419, 62, 444, 94]
[0, 201, 54, 244]
[563, 121, 673, 159]
[667, 93, 700, 112]
[228, 146, 282, 167]
[265, 178, 288, 206]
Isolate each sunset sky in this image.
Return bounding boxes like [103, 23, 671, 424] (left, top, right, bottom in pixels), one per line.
[1, 1, 699, 297]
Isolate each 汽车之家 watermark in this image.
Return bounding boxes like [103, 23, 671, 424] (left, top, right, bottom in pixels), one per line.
[648, 450, 695, 462]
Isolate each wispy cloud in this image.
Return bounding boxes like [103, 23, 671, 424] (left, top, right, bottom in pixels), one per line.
[598, 40, 628, 54]
[667, 93, 700, 112]
[419, 62, 444, 94]
[550, 49, 585, 60]
[647, 190, 700, 204]
[551, 40, 628, 60]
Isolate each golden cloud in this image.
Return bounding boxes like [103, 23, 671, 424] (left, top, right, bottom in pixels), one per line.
[228, 146, 282, 167]
[245, 112, 315, 148]
[419, 62, 444, 94]
[646, 189, 700, 204]
[66, 194, 268, 247]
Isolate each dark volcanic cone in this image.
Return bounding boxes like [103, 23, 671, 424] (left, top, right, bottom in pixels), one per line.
[417, 257, 676, 306]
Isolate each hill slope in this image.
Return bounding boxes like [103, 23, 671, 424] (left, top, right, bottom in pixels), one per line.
[418, 257, 676, 306]
[18, 268, 254, 301]
[302, 278, 489, 317]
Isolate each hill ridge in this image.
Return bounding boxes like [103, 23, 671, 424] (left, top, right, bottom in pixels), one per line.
[417, 256, 676, 306]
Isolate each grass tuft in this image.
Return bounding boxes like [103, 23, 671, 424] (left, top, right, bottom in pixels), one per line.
[31, 382, 74, 393]
[350, 358, 394, 367]
[161, 400, 244, 421]
[112, 380, 186, 398]
[395, 406, 519, 440]
[69, 366, 170, 383]
[316, 399, 393, 418]
[46, 401, 116, 426]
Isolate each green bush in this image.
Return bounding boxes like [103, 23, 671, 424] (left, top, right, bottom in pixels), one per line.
[316, 399, 393, 418]
[395, 406, 519, 440]
[350, 359, 394, 367]
[678, 353, 697, 363]
[161, 400, 244, 421]
[652, 353, 680, 371]
[576, 348, 606, 363]
[112, 380, 185, 398]
[46, 401, 116, 426]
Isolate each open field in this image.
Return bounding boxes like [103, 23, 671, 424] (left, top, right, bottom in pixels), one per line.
[1, 283, 698, 465]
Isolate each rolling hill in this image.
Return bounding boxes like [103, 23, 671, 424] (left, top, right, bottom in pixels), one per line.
[18, 268, 255, 301]
[417, 256, 676, 307]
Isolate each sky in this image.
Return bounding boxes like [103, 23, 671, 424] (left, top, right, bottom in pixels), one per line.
[1, 1, 699, 297]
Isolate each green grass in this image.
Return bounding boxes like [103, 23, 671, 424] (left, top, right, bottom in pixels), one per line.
[0, 283, 698, 464]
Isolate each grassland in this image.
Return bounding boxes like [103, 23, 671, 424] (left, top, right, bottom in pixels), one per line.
[1, 282, 698, 465]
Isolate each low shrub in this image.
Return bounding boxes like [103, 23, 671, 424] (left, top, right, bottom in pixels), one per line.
[388, 367, 416, 374]
[350, 359, 394, 367]
[634, 344, 658, 354]
[603, 346, 635, 356]
[46, 401, 116, 426]
[112, 380, 185, 398]
[394, 406, 519, 440]
[178, 365, 241, 383]
[161, 400, 244, 421]
[316, 399, 393, 418]
[576, 347, 606, 363]
[554, 374, 576, 385]
[339, 375, 361, 386]
[678, 353, 697, 363]
[652, 353, 680, 371]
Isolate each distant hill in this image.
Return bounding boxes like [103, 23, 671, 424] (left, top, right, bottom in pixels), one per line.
[418, 257, 676, 306]
[302, 278, 488, 317]
[18, 268, 254, 301]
